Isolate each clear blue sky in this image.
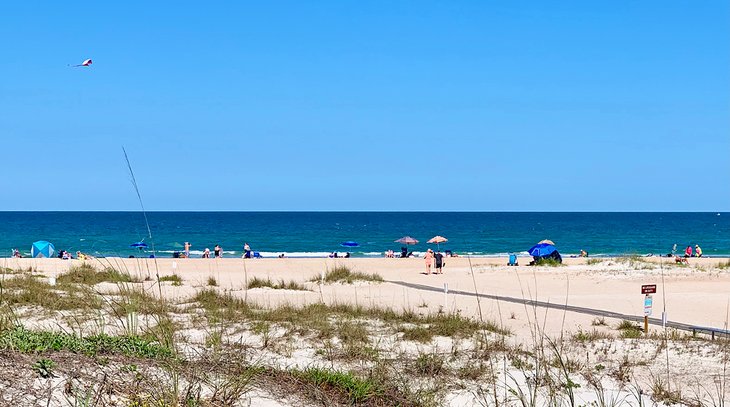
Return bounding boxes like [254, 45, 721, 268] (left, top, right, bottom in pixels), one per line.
[1, 1, 728, 211]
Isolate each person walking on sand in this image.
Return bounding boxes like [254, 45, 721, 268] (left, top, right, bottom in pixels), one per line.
[214, 244, 222, 258]
[184, 242, 191, 258]
[434, 251, 445, 274]
[695, 244, 703, 257]
[424, 249, 434, 275]
[684, 245, 692, 258]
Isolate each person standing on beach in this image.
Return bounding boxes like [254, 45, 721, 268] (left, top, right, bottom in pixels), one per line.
[424, 249, 434, 275]
[434, 251, 445, 274]
[214, 244, 222, 258]
[684, 245, 692, 258]
[184, 242, 191, 258]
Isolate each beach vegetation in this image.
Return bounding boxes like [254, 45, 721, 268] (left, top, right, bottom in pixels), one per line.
[246, 276, 307, 291]
[57, 263, 137, 285]
[0, 274, 101, 311]
[192, 289, 506, 341]
[0, 327, 173, 358]
[650, 373, 683, 405]
[401, 326, 433, 342]
[159, 274, 182, 285]
[616, 320, 643, 338]
[586, 258, 603, 265]
[413, 352, 447, 377]
[717, 259, 730, 269]
[572, 328, 613, 342]
[533, 258, 564, 267]
[110, 284, 169, 316]
[614, 255, 657, 270]
[207, 276, 218, 286]
[315, 265, 384, 284]
[291, 367, 382, 404]
[32, 357, 56, 378]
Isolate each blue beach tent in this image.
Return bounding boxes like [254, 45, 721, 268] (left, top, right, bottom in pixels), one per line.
[31, 241, 56, 258]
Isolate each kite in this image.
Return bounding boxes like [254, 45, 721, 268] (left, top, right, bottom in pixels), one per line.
[70, 59, 92, 67]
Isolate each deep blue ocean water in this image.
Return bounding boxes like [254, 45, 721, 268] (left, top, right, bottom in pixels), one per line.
[0, 212, 727, 258]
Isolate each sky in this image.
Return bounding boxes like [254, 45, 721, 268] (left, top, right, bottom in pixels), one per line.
[0, 1, 728, 211]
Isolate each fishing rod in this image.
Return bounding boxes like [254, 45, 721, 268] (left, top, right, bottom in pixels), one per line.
[122, 147, 162, 297]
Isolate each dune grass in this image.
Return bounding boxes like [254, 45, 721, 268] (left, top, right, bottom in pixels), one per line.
[0, 327, 173, 358]
[57, 264, 137, 285]
[292, 367, 382, 404]
[246, 277, 307, 291]
[616, 320, 643, 338]
[533, 258, 564, 267]
[193, 289, 508, 341]
[313, 265, 384, 284]
[0, 274, 101, 311]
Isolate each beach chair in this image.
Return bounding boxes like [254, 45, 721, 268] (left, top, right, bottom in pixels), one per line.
[508, 254, 518, 266]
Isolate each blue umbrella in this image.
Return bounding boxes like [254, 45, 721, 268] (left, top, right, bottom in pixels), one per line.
[340, 241, 359, 248]
[528, 243, 556, 257]
[130, 242, 148, 249]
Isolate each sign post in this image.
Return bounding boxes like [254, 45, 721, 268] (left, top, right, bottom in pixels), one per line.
[641, 284, 656, 335]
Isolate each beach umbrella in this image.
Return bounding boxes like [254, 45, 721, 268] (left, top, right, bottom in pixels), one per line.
[31, 241, 55, 258]
[427, 235, 448, 251]
[528, 243, 557, 257]
[340, 241, 360, 248]
[130, 242, 148, 250]
[538, 239, 555, 246]
[395, 236, 419, 245]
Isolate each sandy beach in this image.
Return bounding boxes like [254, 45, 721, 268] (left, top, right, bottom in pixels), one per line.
[4, 256, 730, 341]
[2, 255, 730, 406]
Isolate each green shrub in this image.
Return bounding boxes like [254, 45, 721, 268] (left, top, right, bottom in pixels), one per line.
[294, 367, 381, 403]
[0, 327, 173, 358]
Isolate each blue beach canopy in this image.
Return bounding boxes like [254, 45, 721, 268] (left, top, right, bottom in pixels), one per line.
[31, 241, 55, 258]
[528, 243, 557, 257]
[340, 241, 360, 247]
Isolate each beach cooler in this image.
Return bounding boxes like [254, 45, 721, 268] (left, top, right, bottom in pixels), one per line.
[508, 254, 518, 266]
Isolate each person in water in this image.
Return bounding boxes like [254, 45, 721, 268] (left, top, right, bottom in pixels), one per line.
[694, 244, 703, 257]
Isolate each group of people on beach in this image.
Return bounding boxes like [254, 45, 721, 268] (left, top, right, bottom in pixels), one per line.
[177, 242, 254, 259]
[667, 243, 703, 264]
[682, 244, 703, 258]
[423, 249, 446, 275]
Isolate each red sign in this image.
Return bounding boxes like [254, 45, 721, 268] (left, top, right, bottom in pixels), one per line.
[641, 284, 657, 294]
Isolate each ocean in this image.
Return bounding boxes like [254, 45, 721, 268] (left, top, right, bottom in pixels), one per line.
[0, 212, 727, 258]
